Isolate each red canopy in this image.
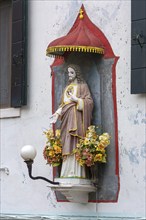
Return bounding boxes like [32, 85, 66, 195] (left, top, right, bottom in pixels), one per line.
[46, 5, 104, 57]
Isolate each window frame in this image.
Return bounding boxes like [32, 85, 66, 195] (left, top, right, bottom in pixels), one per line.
[0, 0, 27, 116]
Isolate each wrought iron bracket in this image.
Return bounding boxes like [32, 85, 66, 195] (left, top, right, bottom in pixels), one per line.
[24, 160, 60, 185]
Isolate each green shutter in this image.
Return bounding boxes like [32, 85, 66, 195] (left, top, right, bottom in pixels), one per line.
[131, 0, 146, 94]
[11, 0, 27, 107]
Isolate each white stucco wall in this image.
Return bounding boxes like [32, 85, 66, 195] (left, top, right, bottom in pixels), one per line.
[0, 0, 146, 219]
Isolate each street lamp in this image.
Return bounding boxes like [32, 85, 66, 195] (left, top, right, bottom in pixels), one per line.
[20, 145, 59, 185]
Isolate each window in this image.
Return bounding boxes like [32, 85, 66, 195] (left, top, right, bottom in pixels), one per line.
[0, 0, 12, 108]
[131, 0, 146, 94]
[0, 0, 27, 110]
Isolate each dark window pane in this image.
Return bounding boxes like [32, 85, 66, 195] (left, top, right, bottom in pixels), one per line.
[132, 0, 146, 20]
[131, 19, 146, 45]
[131, 44, 146, 69]
[0, 0, 12, 108]
[11, 0, 27, 107]
[131, 69, 146, 94]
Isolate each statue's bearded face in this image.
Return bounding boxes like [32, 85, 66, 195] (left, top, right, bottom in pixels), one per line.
[68, 67, 77, 82]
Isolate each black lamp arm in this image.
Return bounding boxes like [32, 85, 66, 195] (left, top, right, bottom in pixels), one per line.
[24, 160, 59, 185]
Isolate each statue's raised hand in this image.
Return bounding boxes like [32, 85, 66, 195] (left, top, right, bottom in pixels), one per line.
[69, 93, 78, 102]
[49, 113, 59, 124]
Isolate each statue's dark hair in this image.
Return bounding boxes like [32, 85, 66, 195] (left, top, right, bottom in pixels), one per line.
[66, 64, 85, 84]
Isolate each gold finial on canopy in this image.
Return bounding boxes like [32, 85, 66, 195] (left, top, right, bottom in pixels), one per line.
[79, 8, 84, 19]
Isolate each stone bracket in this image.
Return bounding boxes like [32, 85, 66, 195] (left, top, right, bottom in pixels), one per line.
[49, 178, 96, 203]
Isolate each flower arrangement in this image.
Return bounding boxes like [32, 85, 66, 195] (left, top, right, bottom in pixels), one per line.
[43, 129, 62, 167]
[73, 125, 110, 167]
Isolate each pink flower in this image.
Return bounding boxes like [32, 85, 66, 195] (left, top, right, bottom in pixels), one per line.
[87, 154, 93, 161]
[83, 150, 88, 156]
[86, 160, 92, 167]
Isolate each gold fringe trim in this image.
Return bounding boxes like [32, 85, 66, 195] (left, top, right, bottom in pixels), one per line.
[60, 176, 86, 179]
[46, 45, 104, 57]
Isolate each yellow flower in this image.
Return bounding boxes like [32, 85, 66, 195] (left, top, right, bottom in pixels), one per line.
[94, 153, 103, 162]
[79, 159, 85, 166]
[99, 135, 105, 141]
[53, 145, 62, 153]
[102, 156, 106, 163]
[100, 149, 105, 153]
[88, 125, 96, 132]
[103, 133, 110, 139]
[76, 143, 81, 148]
[84, 138, 90, 145]
[49, 150, 55, 157]
[96, 146, 105, 153]
[90, 138, 96, 144]
[44, 129, 54, 139]
[100, 140, 110, 147]
[55, 129, 61, 138]
[92, 133, 98, 139]
[46, 143, 51, 148]
[97, 142, 105, 148]
[99, 133, 110, 142]
[95, 141, 99, 145]
[86, 132, 93, 138]
[54, 140, 61, 146]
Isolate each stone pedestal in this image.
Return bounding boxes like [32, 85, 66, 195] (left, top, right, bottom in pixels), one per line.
[50, 178, 96, 203]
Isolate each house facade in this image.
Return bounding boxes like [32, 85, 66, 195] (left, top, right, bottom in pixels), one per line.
[0, 0, 145, 219]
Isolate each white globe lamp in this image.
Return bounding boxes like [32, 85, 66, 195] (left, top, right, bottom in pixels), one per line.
[20, 145, 37, 161]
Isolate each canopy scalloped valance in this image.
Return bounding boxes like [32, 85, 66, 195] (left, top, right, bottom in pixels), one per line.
[46, 5, 104, 58]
